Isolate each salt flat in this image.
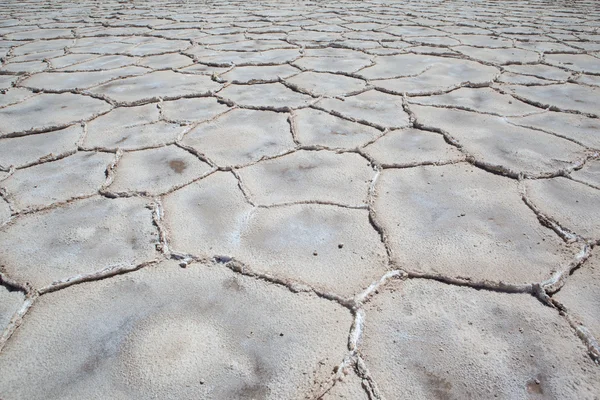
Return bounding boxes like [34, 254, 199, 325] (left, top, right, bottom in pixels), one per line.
[0, 0, 599, 398]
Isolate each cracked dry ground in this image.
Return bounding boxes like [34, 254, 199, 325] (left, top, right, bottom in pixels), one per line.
[1, 0, 600, 399]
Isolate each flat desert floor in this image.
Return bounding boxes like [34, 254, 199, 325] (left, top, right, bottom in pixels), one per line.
[0, 0, 599, 398]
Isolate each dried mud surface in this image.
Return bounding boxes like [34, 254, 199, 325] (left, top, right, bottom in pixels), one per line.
[1, 0, 599, 399]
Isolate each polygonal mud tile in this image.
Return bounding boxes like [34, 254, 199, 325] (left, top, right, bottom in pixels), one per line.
[47, 53, 99, 69]
[153, 29, 207, 41]
[1, 60, 48, 74]
[0, 286, 23, 334]
[138, 53, 194, 69]
[361, 279, 600, 399]
[237, 150, 374, 206]
[0, 17, 19, 26]
[363, 128, 463, 167]
[503, 64, 572, 81]
[84, 103, 186, 151]
[293, 108, 381, 149]
[569, 42, 600, 52]
[235, 204, 388, 297]
[500, 83, 600, 116]
[0, 196, 158, 288]
[287, 30, 343, 43]
[20, 66, 149, 91]
[409, 87, 541, 116]
[497, 72, 555, 85]
[571, 159, 600, 188]
[209, 39, 295, 51]
[411, 105, 586, 177]
[374, 164, 578, 283]
[182, 109, 295, 167]
[554, 253, 600, 342]
[89, 71, 222, 105]
[249, 24, 297, 33]
[362, 29, 409, 42]
[11, 39, 74, 56]
[8, 51, 57, 63]
[509, 111, 600, 149]
[220, 65, 300, 83]
[293, 56, 372, 73]
[5, 28, 73, 40]
[285, 71, 367, 96]
[344, 21, 386, 31]
[155, 29, 212, 41]
[515, 40, 577, 54]
[164, 170, 387, 296]
[358, 54, 496, 81]
[127, 39, 190, 56]
[545, 54, 600, 74]
[322, 371, 368, 399]
[0, 88, 37, 108]
[524, 177, 600, 240]
[57, 54, 138, 71]
[303, 24, 346, 33]
[245, 32, 289, 40]
[69, 41, 136, 56]
[6, 45, 40, 61]
[181, 45, 219, 60]
[178, 63, 230, 76]
[197, 49, 301, 66]
[338, 40, 384, 50]
[0, 93, 111, 136]
[440, 26, 492, 35]
[1, 152, 114, 211]
[508, 111, 600, 149]
[161, 97, 230, 124]
[0, 261, 351, 399]
[0, 26, 31, 37]
[196, 33, 247, 45]
[315, 90, 410, 129]
[163, 172, 253, 255]
[370, 58, 499, 95]
[453, 46, 540, 65]
[218, 83, 314, 110]
[108, 146, 212, 196]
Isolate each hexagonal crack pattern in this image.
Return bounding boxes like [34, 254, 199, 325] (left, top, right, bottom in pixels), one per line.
[1, 0, 600, 398]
